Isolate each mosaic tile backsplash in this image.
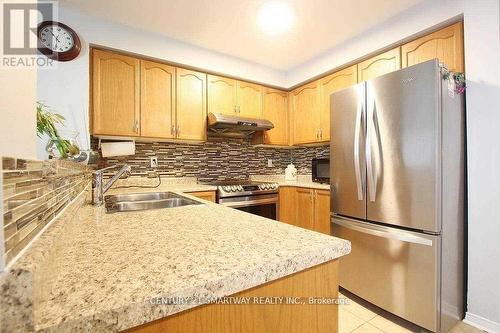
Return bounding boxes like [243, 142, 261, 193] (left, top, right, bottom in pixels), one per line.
[2, 157, 91, 266]
[93, 138, 330, 181]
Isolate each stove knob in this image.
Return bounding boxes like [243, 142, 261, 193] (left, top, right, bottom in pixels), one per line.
[273, 183, 278, 189]
[238, 185, 244, 192]
[231, 185, 237, 192]
[223, 186, 231, 192]
[264, 184, 270, 190]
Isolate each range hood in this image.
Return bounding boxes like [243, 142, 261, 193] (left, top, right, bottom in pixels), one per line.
[207, 112, 274, 138]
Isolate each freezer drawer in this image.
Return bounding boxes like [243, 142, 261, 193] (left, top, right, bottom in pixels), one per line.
[332, 216, 440, 332]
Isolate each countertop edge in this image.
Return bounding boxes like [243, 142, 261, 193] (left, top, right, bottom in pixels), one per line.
[36, 239, 350, 333]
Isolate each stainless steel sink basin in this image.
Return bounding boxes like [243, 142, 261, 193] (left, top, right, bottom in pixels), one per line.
[104, 192, 202, 213]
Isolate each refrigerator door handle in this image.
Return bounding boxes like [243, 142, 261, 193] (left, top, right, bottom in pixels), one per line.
[353, 94, 364, 201]
[332, 217, 433, 246]
[366, 98, 377, 202]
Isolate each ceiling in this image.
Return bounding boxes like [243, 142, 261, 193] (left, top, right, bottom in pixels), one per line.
[59, 0, 423, 70]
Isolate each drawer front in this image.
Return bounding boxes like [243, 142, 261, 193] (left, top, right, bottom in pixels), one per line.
[332, 216, 440, 332]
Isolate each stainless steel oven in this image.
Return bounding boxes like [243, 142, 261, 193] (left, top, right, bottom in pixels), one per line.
[203, 181, 279, 220]
[218, 193, 278, 220]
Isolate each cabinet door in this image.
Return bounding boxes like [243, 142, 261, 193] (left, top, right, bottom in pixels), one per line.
[314, 190, 331, 235]
[140, 60, 176, 138]
[401, 22, 464, 72]
[291, 82, 320, 145]
[207, 75, 237, 115]
[357, 47, 401, 82]
[262, 88, 288, 145]
[176, 68, 207, 141]
[237, 81, 263, 118]
[279, 187, 296, 225]
[187, 191, 216, 202]
[92, 49, 140, 136]
[319, 65, 358, 141]
[295, 188, 315, 230]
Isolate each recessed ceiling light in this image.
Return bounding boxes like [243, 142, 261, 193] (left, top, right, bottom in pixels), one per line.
[257, 1, 295, 34]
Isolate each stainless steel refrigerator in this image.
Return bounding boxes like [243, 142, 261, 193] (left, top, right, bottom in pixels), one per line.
[330, 60, 464, 333]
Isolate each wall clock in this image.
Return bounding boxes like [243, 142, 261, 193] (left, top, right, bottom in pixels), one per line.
[37, 21, 81, 62]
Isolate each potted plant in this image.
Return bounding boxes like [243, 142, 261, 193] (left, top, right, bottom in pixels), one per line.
[36, 102, 80, 159]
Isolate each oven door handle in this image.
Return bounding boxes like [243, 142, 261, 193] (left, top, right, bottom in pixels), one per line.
[220, 197, 278, 209]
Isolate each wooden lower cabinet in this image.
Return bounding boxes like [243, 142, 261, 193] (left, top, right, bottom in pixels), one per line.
[125, 260, 339, 333]
[295, 188, 315, 230]
[314, 190, 331, 235]
[279, 187, 331, 235]
[187, 191, 216, 202]
[278, 186, 296, 224]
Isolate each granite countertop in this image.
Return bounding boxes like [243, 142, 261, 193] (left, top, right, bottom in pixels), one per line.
[251, 175, 331, 190]
[6, 182, 350, 332]
[106, 176, 218, 194]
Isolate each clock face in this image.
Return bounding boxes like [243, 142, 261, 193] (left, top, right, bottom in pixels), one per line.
[38, 24, 75, 53]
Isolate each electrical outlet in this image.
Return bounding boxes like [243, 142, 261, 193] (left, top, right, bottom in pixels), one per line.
[267, 159, 273, 167]
[150, 156, 158, 168]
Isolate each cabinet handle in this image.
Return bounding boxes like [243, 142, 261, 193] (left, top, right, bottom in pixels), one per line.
[133, 121, 139, 133]
[237, 106, 241, 113]
[171, 125, 175, 135]
[316, 129, 319, 140]
[234, 105, 238, 113]
[177, 125, 180, 136]
[320, 129, 323, 140]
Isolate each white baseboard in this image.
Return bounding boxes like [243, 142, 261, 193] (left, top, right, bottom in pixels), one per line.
[464, 312, 500, 333]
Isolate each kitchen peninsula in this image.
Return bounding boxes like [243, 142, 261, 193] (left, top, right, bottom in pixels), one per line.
[1, 181, 350, 333]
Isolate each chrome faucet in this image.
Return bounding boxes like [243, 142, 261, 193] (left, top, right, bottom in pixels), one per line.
[92, 164, 132, 205]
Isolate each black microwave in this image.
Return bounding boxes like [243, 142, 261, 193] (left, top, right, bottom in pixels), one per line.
[312, 158, 330, 184]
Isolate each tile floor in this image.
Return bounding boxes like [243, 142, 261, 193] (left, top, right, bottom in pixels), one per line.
[339, 289, 485, 333]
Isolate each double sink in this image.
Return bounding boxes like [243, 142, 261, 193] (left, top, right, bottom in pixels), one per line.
[104, 192, 202, 213]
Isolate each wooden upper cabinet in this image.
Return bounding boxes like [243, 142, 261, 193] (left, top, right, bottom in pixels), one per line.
[358, 47, 401, 82]
[314, 190, 331, 235]
[401, 22, 464, 72]
[295, 188, 315, 230]
[92, 49, 140, 136]
[262, 88, 288, 145]
[237, 81, 263, 118]
[291, 82, 320, 145]
[176, 69, 207, 141]
[207, 75, 237, 115]
[319, 65, 358, 141]
[140, 61, 176, 139]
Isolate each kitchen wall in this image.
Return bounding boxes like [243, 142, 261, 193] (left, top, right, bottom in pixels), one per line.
[94, 138, 329, 181]
[291, 0, 500, 330]
[1, 157, 90, 269]
[0, 68, 37, 159]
